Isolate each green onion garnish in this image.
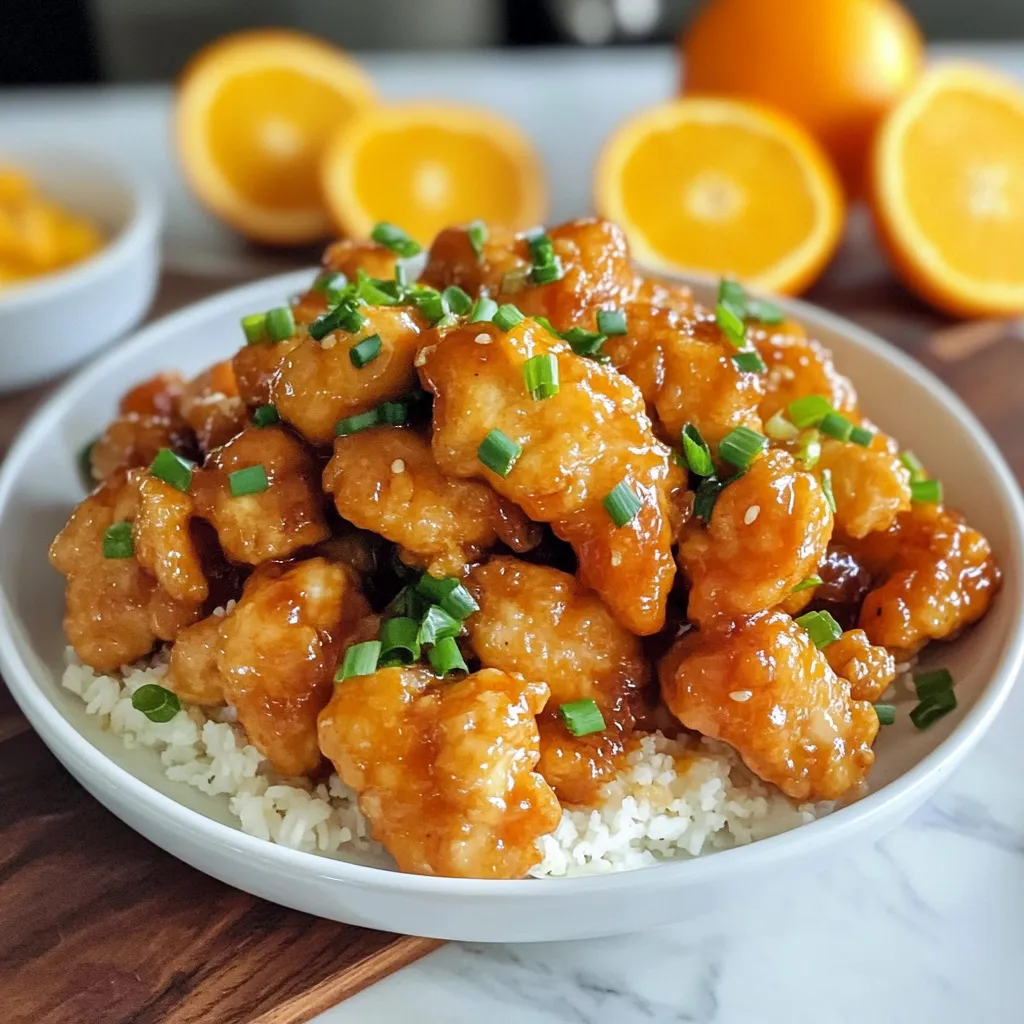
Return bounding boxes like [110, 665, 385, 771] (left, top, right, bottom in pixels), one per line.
[378, 400, 408, 426]
[228, 464, 269, 498]
[467, 219, 487, 261]
[442, 285, 473, 316]
[746, 296, 784, 325]
[523, 353, 559, 400]
[356, 270, 399, 307]
[528, 233, 564, 285]
[820, 468, 837, 512]
[406, 285, 446, 323]
[874, 704, 896, 726]
[313, 271, 348, 305]
[681, 423, 714, 478]
[849, 425, 875, 447]
[309, 300, 365, 340]
[241, 312, 268, 345]
[596, 308, 628, 336]
[371, 222, 421, 258]
[494, 303, 525, 331]
[149, 448, 194, 493]
[791, 575, 823, 594]
[910, 689, 957, 730]
[562, 327, 608, 360]
[797, 429, 822, 469]
[795, 609, 842, 649]
[914, 668, 954, 701]
[417, 605, 463, 646]
[102, 520, 134, 559]
[393, 262, 409, 289]
[603, 480, 643, 527]
[379, 616, 421, 665]
[819, 411, 854, 442]
[559, 698, 606, 737]
[253, 404, 280, 427]
[387, 584, 426, 621]
[732, 349, 767, 374]
[336, 640, 382, 681]
[335, 409, 380, 437]
[718, 426, 767, 470]
[911, 479, 943, 504]
[693, 476, 724, 522]
[715, 299, 746, 348]
[349, 334, 382, 368]
[131, 683, 181, 723]
[533, 315, 557, 334]
[469, 296, 498, 323]
[265, 306, 296, 342]
[427, 636, 468, 678]
[788, 395, 833, 429]
[900, 450, 926, 482]
[416, 573, 479, 620]
[765, 410, 799, 441]
[477, 428, 522, 477]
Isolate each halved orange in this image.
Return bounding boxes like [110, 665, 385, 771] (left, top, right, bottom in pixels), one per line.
[872, 64, 1024, 318]
[594, 98, 845, 295]
[175, 30, 376, 245]
[321, 102, 546, 245]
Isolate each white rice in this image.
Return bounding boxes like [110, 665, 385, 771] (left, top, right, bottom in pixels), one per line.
[61, 649, 827, 876]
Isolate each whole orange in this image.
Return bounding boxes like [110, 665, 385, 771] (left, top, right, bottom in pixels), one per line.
[681, 0, 924, 194]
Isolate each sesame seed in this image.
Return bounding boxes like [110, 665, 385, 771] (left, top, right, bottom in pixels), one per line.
[414, 350, 427, 367]
[743, 505, 760, 525]
[321, 336, 337, 350]
[729, 690, 753, 702]
[391, 459, 405, 474]
[474, 332, 491, 345]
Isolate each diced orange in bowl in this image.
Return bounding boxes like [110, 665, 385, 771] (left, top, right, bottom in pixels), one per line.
[175, 29, 376, 245]
[872, 64, 1024, 318]
[320, 102, 546, 246]
[594, 98, 845, 295]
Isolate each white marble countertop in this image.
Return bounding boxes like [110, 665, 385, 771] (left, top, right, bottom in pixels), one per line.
[4, 44, 1023, 1024]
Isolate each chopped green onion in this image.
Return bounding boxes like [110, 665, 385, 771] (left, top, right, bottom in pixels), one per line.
[427, 636, 468, 678]
[533, 315, 557, 334]
[393, 262, 410, 289]
[596, 308, 627, 336]
[718, 278, 747, 310]
[356, 270, 399, 307]
[900, 450, 926, 483]
[406, 285, 446, 323]
[791, 575, 823, 594]
[265, 306, 296, 342]
[131, 683, 181, 723]
[559, 698, 606, 738]
[501, 267, 530, 294]
[312, 271, 348, 305]
[417, 605, 463, 646]
[349, 334, 382, 368]
[820, 468, 837, 512]
[874, 703, 896, 726]
[336, 640, 381, 681]
[680, 424, 714, 478]
[603, 480, 643, 527]
[102, 520, 134, 559]
[914, 668, 954, 701]
[379, 616, 421, 665]
[378, 400, 408, 426]
[253, 403, 280, 427]
[309, 300, 365, 340]
[531, 261, 563, 285]
[228, 464, 269, 498]
[732, 349, 767, 374]
[911, 479, 943, 504]
[523, 353, 559, 400]
[795, 609, 842, 649]
[819, 411, 854, 442]
[435, 312, 460, 328]
[477, 428, 522, 477]
[467, 219, 488, 261]
[788, 395, 833, 429]
[494, 303, 525, 331]
[910, 689, 957, 730]
[746, 297, 784, 325]
[149, 448, 194, 493]
[715, 300, 746, 348]
[388, 586, 427, 622]
[797, 429, 822, 469]
[335, 409, 380, 436]
[241, 312, 268, 345]
[849, 425, 875, 447]
[562, 326, 608, 360]
[442, 285, 473, 315]
[415, 574, 479, 620]
[371, 222, 421, 258]
[469, 296, 498, 323]
[718, 426, 767, 471]
[765, 410, 799, 442]
[528, 233, 563, 284]
[693, 476, 724, 522]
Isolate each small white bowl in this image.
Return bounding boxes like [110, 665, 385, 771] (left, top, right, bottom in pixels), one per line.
[0, 148, 162, 391]
[0, 271, 1021, 942]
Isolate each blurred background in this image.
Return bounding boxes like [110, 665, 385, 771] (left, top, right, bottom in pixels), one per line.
[6, 0, 1024, 84]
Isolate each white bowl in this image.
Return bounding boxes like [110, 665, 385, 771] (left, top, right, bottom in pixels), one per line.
[0, 148, 162, 391]
[0, 270, 1021, 942]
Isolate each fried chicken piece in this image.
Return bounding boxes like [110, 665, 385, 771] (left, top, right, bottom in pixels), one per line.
[466, 557, 648, 804]
[855, 503, 1000, 658]
[824, 629, 896, 703]
[273, 306, 425, 444]
[323, 427, 539, 576]
[233, 336, 303, 408]
[169, 558, 370, 777]
[420, 318, 682, 634]
[49, 472, 204, 671]
[89, 414, 192, 484]
[660, 610, 878, 801]
[290, 241, 400, 324]
[192, 426, 329, 565]
[177, 360, 249, 453]
[318, 666, 561, 878]
[678, 449, 834, 625]
[118, 372, 185, 419]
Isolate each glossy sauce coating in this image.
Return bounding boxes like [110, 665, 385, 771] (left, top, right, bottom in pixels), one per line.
[177, 360, 249, 453]
[90, 413, 192, 483]
[318, 666, 561, 878]
[824, 629, 896, 704]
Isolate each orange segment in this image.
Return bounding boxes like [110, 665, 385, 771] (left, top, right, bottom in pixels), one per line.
[595, 98, 844, 295]
[872, 64, 1024, 318]
[176, 30, 375, 245]
[321, 102, 546, 245]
